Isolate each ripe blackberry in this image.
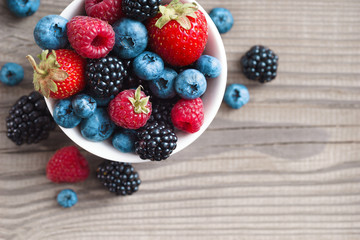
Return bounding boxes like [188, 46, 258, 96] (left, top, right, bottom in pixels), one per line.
[241, 45, 279, 83]
[86, 55, 128, 98]
[148, 98, 177, 128]
[122, 0, 162, 22]
[135, 121, 177, 161]
[6, 91, 56, 145]
[96, 160, 141, 196]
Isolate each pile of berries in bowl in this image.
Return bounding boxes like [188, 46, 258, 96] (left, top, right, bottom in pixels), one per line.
[27, 0, 227, 163]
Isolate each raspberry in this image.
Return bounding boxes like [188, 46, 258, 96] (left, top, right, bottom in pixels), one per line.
[171, 98, 204, 133]
[46, 146, 90, 183]
[85, 0, 123, 24]
[108, 86, 152, 129]
[67, 16, 115, 59]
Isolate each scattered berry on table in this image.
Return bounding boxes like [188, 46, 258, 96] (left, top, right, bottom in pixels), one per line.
[0, 62, 24, 86]
[80, 108, 116, 142]
[132, 51, 164, 81]
[171, 97, 204, 133]
[66, 16, 115, 59]
[53, 98, 82, 128]
[6, 0, 40, 18]
[26, 49, 86, 99]
[174, 69, 207, 99]
[96, 160, 141, 196]
[85, 0, 124, 24]
[195, 55, 222, 78]
[71, 93, 97, 118]
[135, 121, 177, 161]
[112, 129, 137, 153]
[224, 83, 249, 109]
[112, 18, 148, 59]
[46, 146, 90, 183]
[108, 86, 152, 129]
[86, 55, 128, 99]
[148, 67, 177, 99]
[209, 8, 234, 34]
[57, 189, 78, 208]
[6, 91, 56, 145]
[241, 45, 279, 83]
[33, 15, 69, 50]
[146, 0, 208, 67]
[122, 0, 161, 22]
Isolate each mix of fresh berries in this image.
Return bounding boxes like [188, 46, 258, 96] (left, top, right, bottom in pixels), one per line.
[6, 91, 56, 145]
[25, 0, 228, 161]
[96, 160, 141, 196]
[46, 146, 90, 183]
[241, 45, 279, 83]
[57, 189, 78, 208]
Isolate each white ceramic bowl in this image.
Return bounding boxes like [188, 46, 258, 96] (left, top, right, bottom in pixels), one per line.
[45, 0, 227, 163]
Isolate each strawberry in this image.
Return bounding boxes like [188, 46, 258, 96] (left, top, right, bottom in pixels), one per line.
[108, 86, 152, 129]
[67, 16, 115, 59]
[146, 0, 208, 67]
[26, 49, 86, 99]
[46, 146, 90, 183]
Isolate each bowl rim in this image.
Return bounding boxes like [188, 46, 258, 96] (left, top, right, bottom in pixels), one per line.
[45, 0, 227, 163]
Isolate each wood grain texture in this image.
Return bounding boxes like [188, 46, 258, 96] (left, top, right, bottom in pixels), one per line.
[1, 0, 360, 239]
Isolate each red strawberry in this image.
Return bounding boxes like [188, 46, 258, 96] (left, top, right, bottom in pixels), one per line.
[26, 49, 86, 99]
[108, 86, 152, 129]
[146, 0, 208, 67]
[171, 97, 204, 133]
[85, 0, 124, 24]
[46, 146, 90, 183]
[67, 16, 115, 59]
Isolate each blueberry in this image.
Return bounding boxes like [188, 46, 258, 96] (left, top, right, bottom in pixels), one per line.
[112, 129, 136, 153]
[71, 93, 97, 118]
[57, 189, 78, 208]
[0, 62, 24, 86]
[53, 99, 82, 128]
[209, 8, 234, 34]
[7, 0, 40, 18]
[195, 55, 222, 78]
[33, 15, 69, 50]
[112, 18, 148, 59]
[80, 108, 115, 142]
[148, 67, 177, 99]
[133, 51, 164, 81]
[224, 84, 249, 109]
[93, 96, 111, 107]
[175, 69, 207, 99]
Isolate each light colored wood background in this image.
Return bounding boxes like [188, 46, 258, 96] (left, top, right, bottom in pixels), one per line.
[1, 0, 360, 239]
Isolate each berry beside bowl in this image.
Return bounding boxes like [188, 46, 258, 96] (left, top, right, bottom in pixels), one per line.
[43, 0, 227, 163]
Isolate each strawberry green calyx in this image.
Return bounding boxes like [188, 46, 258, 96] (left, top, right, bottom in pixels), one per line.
[128, 86, 151, 114]
[26, 50, 68, 98]
[155, 0, 198, 30]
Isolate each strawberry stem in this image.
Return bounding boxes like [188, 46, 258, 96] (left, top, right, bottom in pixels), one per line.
[26, 55, 47, 76]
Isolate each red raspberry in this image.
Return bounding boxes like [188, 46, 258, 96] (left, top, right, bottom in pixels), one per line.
[108, 86, 152, 129]
[171, 98, 204, 133]
[46, 146, 90, 183]
[85, 0, 123, 24]
[67, 16, 115, 59]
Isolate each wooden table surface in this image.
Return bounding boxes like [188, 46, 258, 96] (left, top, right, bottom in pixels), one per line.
[1, 0, 360, 239]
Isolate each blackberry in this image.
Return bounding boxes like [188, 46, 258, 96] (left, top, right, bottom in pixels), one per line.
[86, 55, 128, 98]
[135, 121, 177, 161]
[122, 0, 162, 22]
[6, 91, 56, 145]
[96, 160, 141, 196]
[241, 45, 279, 83]
[148, 98, 177, 128]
